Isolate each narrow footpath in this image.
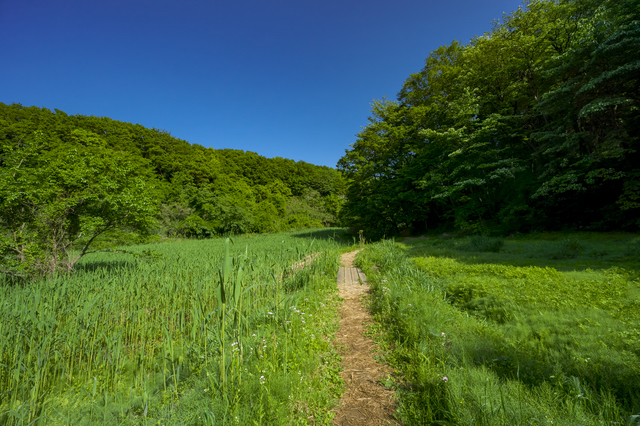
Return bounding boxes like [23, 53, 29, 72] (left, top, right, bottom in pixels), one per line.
[332, 250, 402, 425]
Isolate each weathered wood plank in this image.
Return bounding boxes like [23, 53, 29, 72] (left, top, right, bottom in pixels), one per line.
[338, 267, 368, 286]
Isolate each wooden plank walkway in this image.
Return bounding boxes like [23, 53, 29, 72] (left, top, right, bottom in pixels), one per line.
[337, 266, 367, 286]
[333, 253, 401, 425]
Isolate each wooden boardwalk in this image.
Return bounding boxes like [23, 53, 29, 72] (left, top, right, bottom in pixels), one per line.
[336, 266, 367, 286]
[333, 253, 401, 425]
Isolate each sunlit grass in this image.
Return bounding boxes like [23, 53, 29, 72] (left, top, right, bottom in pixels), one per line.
[0, 228, 351, 425]
[358, 232, 640, 425]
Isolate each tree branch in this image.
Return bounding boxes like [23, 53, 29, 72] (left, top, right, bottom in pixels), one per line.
[0, 267, 26, 278]
[69, 227, 110, 270]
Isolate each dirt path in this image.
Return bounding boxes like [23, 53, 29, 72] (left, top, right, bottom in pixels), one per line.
[332, 250, 402, 425]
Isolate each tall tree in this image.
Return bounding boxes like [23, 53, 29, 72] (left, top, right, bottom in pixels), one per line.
[338, 0, 639, 237]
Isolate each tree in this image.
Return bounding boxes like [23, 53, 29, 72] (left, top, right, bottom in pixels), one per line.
[339, 0, 639, 236]
[0, 129, 159, 279]
[532, 0, 640, 227]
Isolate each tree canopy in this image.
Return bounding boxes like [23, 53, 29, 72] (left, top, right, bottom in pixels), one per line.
[0, 103, 347, 277]
[338, 0, 639, 238]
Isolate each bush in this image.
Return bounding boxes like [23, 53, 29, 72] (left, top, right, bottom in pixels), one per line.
[180, 214, 215, 238]
[624, 239, 640, 257]
[549, 238, 584, 259]
[457, 235, 504, 253]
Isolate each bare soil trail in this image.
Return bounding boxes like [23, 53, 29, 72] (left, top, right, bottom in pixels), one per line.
[332, 250, 402, 425]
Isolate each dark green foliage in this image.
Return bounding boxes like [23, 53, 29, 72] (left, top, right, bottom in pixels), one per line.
[549, 238, 585, 259]
[338, 0, 640, 237]
[457, 235, 505, 253]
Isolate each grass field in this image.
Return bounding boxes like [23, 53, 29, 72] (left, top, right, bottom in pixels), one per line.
[357, 232, 640, 425]
[0, 229, 353, 425]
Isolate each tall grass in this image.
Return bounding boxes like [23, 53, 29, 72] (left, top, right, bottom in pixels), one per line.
[359, 235, 640, 425]
[0, 229, 350, 425]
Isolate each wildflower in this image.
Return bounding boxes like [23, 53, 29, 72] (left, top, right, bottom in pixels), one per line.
[231, 342, 238, 346]
[408, 304, 412, 306]
[252, 334, 257, 337]
[268, 312, 273, 315]
[441, 332, 446, 338]
[443, 376, 448, 383]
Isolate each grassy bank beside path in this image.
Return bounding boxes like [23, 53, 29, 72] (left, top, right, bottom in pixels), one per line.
[357, 232, 640, 425]
[1, 228, 352, 425]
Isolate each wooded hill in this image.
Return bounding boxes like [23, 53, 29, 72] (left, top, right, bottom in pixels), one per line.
[338, 0, 639, 239]
[0, 103, 346, 239]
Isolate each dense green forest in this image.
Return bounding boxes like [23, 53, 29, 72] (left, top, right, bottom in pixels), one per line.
[0, 103, 346, 277]
[338, 0, 639, 239]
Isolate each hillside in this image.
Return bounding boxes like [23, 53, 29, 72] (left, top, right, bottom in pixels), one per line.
[0, 102, 346, 239]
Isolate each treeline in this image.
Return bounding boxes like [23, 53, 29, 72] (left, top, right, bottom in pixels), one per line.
[0, 103, 346, 238]
[338, 0, 639, 238]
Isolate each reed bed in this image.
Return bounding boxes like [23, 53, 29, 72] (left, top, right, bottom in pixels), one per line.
[0, 229, 350, 425]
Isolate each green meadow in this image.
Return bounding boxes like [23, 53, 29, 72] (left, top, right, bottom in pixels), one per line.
[358, 233, 640, 425]
[3, 228, 640, 425]
[0, 229, 352, 425]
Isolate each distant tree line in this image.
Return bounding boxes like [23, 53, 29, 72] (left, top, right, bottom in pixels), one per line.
[338, 0, 639, 239]
[0, 103, 346, 277]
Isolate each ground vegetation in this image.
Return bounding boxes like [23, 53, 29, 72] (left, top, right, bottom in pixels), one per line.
[0, 229, 352, 424]
[357, 232, 640, 425]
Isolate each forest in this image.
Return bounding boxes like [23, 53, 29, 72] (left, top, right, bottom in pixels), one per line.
[338, 0, 639, 239]
[0, 103, 346, 278]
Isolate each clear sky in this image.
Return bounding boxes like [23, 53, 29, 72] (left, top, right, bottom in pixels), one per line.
[1, 0, 524, 168]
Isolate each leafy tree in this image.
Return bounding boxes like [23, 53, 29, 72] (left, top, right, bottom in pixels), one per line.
[338, 0, 638, 237]
[0, 130, 158, 278]
[533, 0, 640, 226]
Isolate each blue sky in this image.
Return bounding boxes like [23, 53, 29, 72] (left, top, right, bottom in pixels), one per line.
[1, 0, 524, 168]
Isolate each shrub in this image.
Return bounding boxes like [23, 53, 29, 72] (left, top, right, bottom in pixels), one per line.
[549, 238, 584, 259]
[458, 235, 505, 253]
[624, 239, 640, 257]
